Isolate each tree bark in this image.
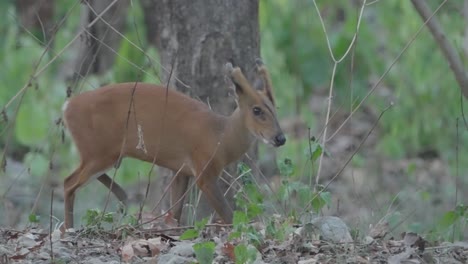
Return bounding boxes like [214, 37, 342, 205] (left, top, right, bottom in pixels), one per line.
[70, 0, 129, 81]
[15, 0, 55, 43]
[141, 0, 260, 223]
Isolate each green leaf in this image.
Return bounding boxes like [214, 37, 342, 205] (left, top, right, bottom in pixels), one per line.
[234, 243, 248, 264]
[228, 231, 242, 240]
[310, 191, 331, 213]
[82, 209, 114, 226]
[193, 241, 216, 264]
[320, 191, 332, 205]
[310, 143, 323, 162]
[102, 212, 114, 223]
[29, 214, 40, 223]
[195, 218, 209, 230]
[180, 229, 199, 240]
[279, 158, 294, 177]
[437, 211, 458, 229]
[247, 203, 263, 218]
[234, 244, 258, 264]
[233, 211, 248, 226]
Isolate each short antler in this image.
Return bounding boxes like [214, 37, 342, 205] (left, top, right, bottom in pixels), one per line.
[254, 59, 275, 106]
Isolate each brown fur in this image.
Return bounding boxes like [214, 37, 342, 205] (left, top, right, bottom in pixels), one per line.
[62, 63, 285, 229]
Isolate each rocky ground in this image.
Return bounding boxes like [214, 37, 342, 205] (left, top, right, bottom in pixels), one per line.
[1, 215, 467, 263]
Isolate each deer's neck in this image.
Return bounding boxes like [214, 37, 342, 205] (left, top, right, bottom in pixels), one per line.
[220, 108, 255, 165]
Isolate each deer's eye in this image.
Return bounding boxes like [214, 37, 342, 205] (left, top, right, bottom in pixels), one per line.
[252, 107, 262, 116]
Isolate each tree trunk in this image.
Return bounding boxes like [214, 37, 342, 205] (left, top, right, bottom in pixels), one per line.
[15, 0, 55, 43]
[68, 0, 129, 82]
[141, 0, 260, 223]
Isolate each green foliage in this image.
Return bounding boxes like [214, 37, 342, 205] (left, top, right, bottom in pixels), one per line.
[193, 241, 216, 264]
[83, 209, 114, 227]
[277, 158, 331, 214]
[264, 217, 293, 241]
[430, 204, 467, 241]
[180, 218, 209, 240]
[278, 158, 294, 177]
[229, 210, 263, 247]
[230, 179, 265, 246]
[237, 162, 253, 184]
[234, 243, 258, 264]
[28, 213, 40, 223]
[307, 140, 329, 164]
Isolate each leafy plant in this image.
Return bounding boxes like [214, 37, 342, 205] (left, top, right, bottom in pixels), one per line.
[234, 243, 258, 264]
[180, 217, 208, 240]
[430, 204, 467, 241]
[193, 241, 216, 264]
[83, 208, 114, 227]
[28, 213, 40, 223]
[277, 157, 332, 218]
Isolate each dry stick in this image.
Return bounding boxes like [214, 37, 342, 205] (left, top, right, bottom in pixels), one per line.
[49, 189, 54, 262]
[148, 56, 177, 215]
[137, 222, 233, 235]
[464, 0, 468, 58]
[452, 118, 460, 241]
[315, 63, 337, 188]
[99, 81, 141, 228]
[411, 0, 468, 99]
[312, 0, 366, 187]
[303, 103, 393, 214]
[459, 1, 468, 130]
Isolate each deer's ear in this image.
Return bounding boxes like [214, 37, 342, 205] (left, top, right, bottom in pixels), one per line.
[225, 63, 257, 102]
[253, 59, 275, 106]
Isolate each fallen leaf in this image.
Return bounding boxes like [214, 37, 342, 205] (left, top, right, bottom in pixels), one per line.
[222, 242, 235, 261]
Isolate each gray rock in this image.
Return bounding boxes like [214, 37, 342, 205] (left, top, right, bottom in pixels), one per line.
[169, 242, 195, 257]
[297, 216, 353, 243]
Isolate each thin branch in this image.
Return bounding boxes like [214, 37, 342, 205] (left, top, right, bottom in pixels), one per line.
[304, 103, 393, 214]
[411, 0, 468, 99]
[464, 0, 468, 58]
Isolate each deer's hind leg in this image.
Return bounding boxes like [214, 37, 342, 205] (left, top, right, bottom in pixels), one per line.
[170, 173, 190, 224]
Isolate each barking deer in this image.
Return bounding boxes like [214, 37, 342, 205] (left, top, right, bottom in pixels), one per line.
[62, 60, 285, 229]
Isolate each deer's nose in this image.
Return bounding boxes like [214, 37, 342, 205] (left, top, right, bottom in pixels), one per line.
[274, 134, 286, 146]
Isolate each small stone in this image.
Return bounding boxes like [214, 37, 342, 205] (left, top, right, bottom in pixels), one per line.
[169, 242, 195, 257]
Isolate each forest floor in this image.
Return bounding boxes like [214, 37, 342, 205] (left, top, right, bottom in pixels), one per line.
[1, 223, 467, 263]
